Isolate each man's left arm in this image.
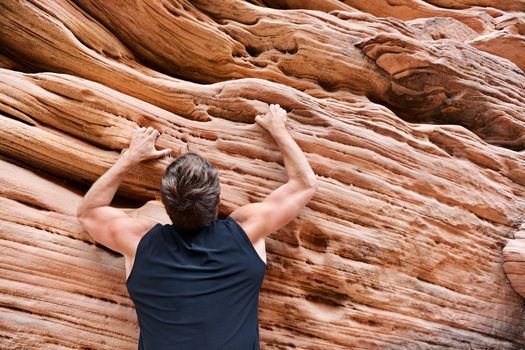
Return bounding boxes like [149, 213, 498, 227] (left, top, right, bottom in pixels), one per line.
[76, 126, 171, 256]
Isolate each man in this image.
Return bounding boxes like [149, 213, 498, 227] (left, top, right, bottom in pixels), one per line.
[77, 104, 317, 349]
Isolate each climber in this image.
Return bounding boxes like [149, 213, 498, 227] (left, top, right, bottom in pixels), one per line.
[76, 104, 317, 349]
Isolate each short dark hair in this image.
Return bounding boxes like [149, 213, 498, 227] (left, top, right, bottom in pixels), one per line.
[160, 152, 220, 231]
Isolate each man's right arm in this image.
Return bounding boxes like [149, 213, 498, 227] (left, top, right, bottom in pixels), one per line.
[230, 104, 318, 243]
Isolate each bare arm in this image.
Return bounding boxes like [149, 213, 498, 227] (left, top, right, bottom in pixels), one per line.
[76, 127, 171, 256]
[230, 104, 318, 243]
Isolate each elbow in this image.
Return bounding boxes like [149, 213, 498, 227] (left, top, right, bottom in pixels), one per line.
[301, 174, 318, 198]
[76, 203, 89, 221]
[306, 172, 318, 190]
[311, 175, 319, 190]
[308, 179, 318, 198]
[307, 178, 318, 192]
[76, 206, 93, 232]
[76, 209, 85, 226]
[293, 173, 318, 192]
[76, 203, 84, 218]
[76, 198, 95, 220]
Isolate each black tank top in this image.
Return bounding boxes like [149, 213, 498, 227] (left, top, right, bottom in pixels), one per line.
[125, 216, 267, 350]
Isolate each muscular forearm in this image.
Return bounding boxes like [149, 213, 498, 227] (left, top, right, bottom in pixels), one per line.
[77, 152, 137, 215]
[269, 127, 317, 188]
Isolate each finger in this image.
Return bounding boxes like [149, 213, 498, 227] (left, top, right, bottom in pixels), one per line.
[147, 129, 160, 138]
[155, 148, 172, 158]
[146, 126, 154, 134]
[179, 143, 190, 154]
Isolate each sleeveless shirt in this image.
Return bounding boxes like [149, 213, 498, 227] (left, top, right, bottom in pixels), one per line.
[125, 216, 267, 350]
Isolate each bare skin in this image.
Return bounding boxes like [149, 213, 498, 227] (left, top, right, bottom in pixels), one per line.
[77, 104, 317, 281]
[230, 104, 318, 251]
[76, 127, 171, 279]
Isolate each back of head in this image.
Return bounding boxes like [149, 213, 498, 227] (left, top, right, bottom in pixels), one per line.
[160, 152, 220, 232]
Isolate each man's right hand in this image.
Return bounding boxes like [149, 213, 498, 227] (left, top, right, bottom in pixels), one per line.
[255, 104, 287, 134]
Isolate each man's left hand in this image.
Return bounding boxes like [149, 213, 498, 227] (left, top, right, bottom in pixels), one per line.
[123, 126, 171, 164]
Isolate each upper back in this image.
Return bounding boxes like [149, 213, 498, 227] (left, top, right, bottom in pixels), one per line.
[125, 216, 266, 349]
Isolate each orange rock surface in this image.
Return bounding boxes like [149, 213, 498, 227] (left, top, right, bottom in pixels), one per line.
[1, 0, 525, 349]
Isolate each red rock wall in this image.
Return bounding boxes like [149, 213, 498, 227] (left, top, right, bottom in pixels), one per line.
[1, 0, 525, 349]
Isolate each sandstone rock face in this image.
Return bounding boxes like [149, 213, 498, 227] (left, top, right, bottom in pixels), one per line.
[1, 0, 525, 349]
[504, 224, 525, 300]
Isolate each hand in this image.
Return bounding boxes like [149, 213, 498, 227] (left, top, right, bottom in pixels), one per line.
[122, 127, 171, 164]
[255, 104, 287, 134]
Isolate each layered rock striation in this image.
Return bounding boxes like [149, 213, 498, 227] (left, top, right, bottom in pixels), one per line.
[1, 0, 525, 349]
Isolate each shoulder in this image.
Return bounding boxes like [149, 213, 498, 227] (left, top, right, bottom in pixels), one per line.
[109, 216, 159, 235]
[108, 217, 160, 257]
[226, 213, 263, 245]
[228, 204, 270, 243]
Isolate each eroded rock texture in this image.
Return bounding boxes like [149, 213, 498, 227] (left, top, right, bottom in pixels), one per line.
[1, 0, 525, 349]
[504, 224, 525, 299]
